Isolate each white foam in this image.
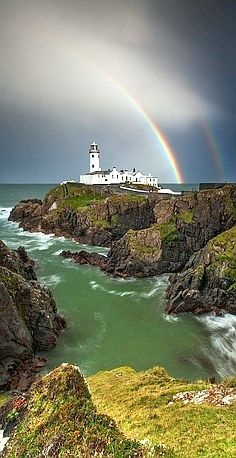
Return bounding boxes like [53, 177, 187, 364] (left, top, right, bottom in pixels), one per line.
[53, 249, 63, 256]
[198, 314, 236, 378]
[0, 207, 12, 220]
[0, 429, 9, 453]
[40, 274, 62, 287]
[163, 314, 179, 322]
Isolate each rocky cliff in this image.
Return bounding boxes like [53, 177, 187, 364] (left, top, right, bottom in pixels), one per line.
[0, 240, 66, 390]
[166, 226, 236, 315]
[103, 185, 236, 277]
[9, 184, 236, 315]
[9, 183, 159, 247]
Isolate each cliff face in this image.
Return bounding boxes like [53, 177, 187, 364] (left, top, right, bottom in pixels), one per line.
[0, 240, 66, 390]
[104, 185, 236, 277]
[8, 183, 236, 314]
[9, 184, 157, 247]
[166, 226, 236, 315]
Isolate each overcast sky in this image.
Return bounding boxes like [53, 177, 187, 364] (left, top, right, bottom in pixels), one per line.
[0, 0, 235, 183]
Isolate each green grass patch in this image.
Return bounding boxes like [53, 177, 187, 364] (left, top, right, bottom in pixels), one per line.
[207, 226, 236, 290]
[176, 210, 193, 224]
[158, 222, 178, 244]
[0, 393, 10, 407]
[89, 366, 236, 458]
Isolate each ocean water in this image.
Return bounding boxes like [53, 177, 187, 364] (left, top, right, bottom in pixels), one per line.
[0, 184, 235, 380]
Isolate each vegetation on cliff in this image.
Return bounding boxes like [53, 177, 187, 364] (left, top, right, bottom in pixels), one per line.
[3, 365, 146, 458]
[166, 225, 236, 314]
[89, 366, 236, 458]
[2, 365, 235, 457]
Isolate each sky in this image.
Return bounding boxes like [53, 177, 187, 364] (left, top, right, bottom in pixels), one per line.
[0, 0, 235, 183]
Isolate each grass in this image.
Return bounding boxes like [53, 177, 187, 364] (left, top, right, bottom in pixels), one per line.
[89, 366, 236, 458]
[0, 394, 10, 407]
[158, 222, 178, 244]
[4, 365, 146, 458]
[176, 211, 193, 224]
[207, 226, 236, 290]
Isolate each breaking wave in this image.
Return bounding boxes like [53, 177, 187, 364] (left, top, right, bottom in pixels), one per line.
[198, 313, 236, 378]
[0, 207, 12, 220]
[40, 274, 63, 287]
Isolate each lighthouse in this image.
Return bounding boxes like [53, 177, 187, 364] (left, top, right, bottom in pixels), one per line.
[89, 142, 101, 173]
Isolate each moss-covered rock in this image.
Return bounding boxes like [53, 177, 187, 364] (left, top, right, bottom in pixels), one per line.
[9, 183, 155, 247]
[166, 226, 236, 314]
[3, 364, 146, 458]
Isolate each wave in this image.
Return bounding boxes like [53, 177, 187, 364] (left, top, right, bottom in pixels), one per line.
[198, 313, 236, 378]
[0, 207, 12, 220]
[89, 277, 167, 300]
[163, 314, 179, 322]
[40, 274, 62, 287]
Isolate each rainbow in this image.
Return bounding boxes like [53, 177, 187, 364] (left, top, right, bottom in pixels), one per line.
[113, 81, 184, 183]
[200, 122, 225, 182]
[89, 63, 184, 183]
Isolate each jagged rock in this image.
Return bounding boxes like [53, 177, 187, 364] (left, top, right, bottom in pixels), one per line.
[101, 185, 236, 277]
[166, 226, 236, 314]
[0, 240, 66, 390]
[2, 364, 146, 458]
[9, 184, 158, 247]
[60, 249, 107, 269]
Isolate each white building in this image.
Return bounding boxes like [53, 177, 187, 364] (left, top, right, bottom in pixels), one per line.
[80, 142, 158, 187]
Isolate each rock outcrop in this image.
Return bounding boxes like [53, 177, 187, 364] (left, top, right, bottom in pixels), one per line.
[9, 184, 159, 247]
[166, 226, 236, 315]
[0, 240, 66, 390]
[99, 185, 236, 277]
[8, 183, 236, 314]
[2, 364, 146, 458]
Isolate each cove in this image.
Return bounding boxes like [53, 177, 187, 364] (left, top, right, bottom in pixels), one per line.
[0, 184, 236, 380]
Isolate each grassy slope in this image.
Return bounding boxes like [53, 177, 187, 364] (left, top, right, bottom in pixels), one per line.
[89, 366, 236, 458]
[4, 365, 145, 458]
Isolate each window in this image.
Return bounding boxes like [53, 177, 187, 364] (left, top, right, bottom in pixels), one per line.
[112, 174, 114, 179]
[122, 176, 123, 180]
[92, 154, 94, 158]
[117, 175, 119, 179]
[92, 165, 94, 168]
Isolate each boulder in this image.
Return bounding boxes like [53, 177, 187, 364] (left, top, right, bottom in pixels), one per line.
[0, 240, 66, 390]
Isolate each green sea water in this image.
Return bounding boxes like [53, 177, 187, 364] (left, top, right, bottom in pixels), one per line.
[0, 184, 235, 380]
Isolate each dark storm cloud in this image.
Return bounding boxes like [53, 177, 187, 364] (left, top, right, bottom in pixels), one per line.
[0, 0, 235, 182]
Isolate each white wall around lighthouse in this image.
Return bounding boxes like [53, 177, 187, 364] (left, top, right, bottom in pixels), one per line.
[80, 143, 158, 187]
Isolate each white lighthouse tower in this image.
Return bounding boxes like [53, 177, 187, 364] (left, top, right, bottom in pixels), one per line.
[89, 142, 101, 173]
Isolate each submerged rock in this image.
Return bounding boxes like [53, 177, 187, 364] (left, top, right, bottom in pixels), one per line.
[0, 240, 66, 390]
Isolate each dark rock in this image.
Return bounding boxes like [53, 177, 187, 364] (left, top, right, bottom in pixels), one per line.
[102, 185, 236, 277]
[9, 186, 157, 247]
[166, 226, 236, 315]
[60, 250, 107, 270]
[0, 240, 66, 390]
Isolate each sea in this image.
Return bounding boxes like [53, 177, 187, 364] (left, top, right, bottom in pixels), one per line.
[0, 183, 235, 381]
